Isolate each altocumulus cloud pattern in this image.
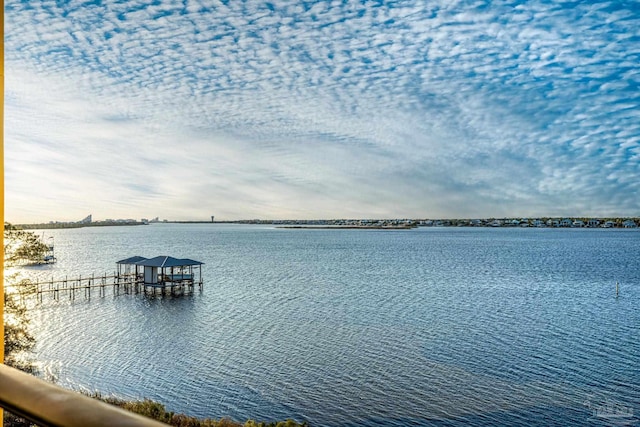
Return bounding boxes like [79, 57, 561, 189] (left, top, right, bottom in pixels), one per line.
[5, 0, 640, 221]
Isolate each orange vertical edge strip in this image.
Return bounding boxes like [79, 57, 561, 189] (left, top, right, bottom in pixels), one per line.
[1, 1, 6, 423]
[1, 0, 5, 371]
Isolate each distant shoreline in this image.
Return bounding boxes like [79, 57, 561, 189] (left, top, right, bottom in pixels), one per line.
[278, 225, 417, 230]
[11, 216, 640, 230]
[14, 222, 146, 230]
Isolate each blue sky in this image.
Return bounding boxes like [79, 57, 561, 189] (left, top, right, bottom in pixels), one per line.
[5, 0, 640, 222]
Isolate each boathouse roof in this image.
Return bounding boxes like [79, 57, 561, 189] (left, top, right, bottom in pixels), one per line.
[136, 256, 203, 267]
[116, 255, 204, 267]
[178, 258, 204, 266]
[116, 256, 148, 264]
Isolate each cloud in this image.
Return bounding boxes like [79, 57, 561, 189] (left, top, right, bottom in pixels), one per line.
[5, 0, 640, 221]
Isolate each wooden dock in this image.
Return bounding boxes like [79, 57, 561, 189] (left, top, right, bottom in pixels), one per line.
[15, 255, 205, 303]
[17, 273, 203, 303]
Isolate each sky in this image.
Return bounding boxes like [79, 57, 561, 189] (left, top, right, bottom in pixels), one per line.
[5, 0, 640, 222]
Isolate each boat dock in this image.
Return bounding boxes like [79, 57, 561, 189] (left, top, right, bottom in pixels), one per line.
[17, 255, 204, 302]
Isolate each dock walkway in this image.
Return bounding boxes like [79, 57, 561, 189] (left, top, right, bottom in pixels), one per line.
[17, 272, 203, 303]
[16, 255, 205, 303]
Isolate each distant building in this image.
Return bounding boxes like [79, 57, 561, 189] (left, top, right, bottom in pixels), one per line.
[587, 219, 600, 228]
[78, 214, 92, 224]
[560, 218, 573, 227]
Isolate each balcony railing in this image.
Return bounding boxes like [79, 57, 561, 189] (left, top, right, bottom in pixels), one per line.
[0, 364, 166, 427]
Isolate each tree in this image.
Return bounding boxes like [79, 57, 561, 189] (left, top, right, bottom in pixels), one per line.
[3, 284, 36, 374]
[3, 224, 41, 426]
[4, 224, 50, 266]
[3, 224, 40, 373]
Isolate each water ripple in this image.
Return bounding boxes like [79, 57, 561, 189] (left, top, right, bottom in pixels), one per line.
[18, 226, 640, 426]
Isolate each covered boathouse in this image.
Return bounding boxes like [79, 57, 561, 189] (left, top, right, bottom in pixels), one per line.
[116, 255, 204, 295]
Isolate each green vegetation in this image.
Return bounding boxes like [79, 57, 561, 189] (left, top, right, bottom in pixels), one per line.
[92, 395, 307, 427]
[2, 287, 36, 375]
[4, 225, 45, 373]
[3, 224, 50, 266]
[4, 224, 41, 426]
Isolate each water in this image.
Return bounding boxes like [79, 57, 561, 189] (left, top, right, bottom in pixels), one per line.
[13, 225, 640, 426]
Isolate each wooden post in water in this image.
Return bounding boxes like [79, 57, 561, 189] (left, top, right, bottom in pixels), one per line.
[616, 281, 619, 297]
[16, 265, 202, 303]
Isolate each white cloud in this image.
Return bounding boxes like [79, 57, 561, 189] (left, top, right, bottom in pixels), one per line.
[5, 0, 640, 222]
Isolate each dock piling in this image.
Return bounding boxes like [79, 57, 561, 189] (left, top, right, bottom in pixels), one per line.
[22, 256, 204, 303]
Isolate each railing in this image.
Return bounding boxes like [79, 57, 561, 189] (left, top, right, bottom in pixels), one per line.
[0, 364, 166, 427]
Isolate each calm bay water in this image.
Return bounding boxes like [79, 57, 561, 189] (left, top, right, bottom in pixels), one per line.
[16, 225, 640, 426]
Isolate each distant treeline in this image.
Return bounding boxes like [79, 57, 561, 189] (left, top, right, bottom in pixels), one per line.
[14, 217, 640, 230]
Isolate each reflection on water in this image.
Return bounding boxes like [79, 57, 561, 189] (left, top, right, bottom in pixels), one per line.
[15, 225, 640, 426]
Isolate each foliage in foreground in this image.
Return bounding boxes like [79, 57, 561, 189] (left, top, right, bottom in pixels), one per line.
[3, 223, 50, 266]
[2, 291, 36, 375]
[92, 394, 308, 427]
[3, 224, 41, 426]
[3, 224, 39, 375]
